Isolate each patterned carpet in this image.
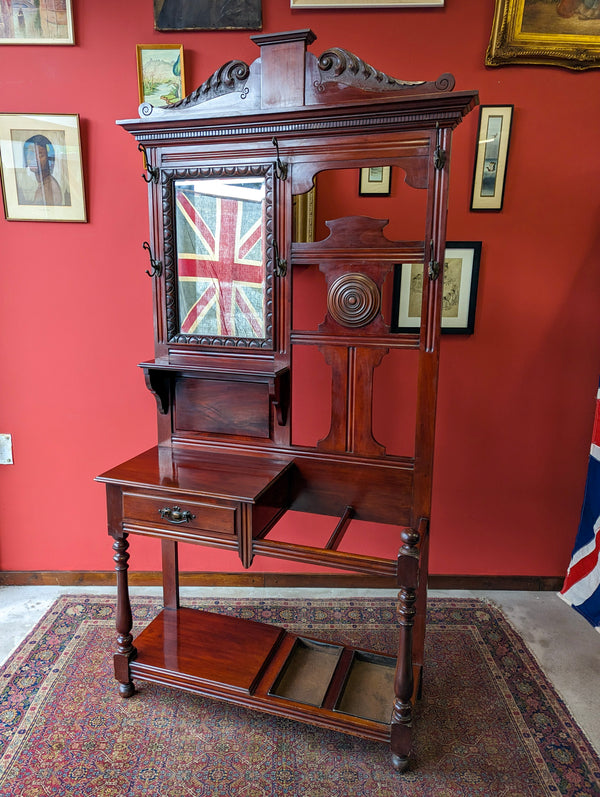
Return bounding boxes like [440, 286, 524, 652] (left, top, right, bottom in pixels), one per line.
[0, 595, 598, 796]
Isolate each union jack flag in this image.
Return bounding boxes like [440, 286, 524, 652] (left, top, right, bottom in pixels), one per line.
[175, 179, 266, 338]
[559, 381, 600, 631]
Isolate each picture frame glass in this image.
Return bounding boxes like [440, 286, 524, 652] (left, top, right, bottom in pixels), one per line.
[393, 242, 481, 334]
[359, 166, 391, 196]
[471, 106, 513, 212]
[0, 1, 74, 44]
[0, 114, 86, 222]
[137, 45, 185, 107]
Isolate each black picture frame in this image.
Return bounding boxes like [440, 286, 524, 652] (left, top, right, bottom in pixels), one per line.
[358, 166, 391, 196]
[391, 241, 482, 334]
[470, 105, 513, 212]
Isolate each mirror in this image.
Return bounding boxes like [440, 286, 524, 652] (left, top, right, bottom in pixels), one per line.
[172, 173, 268, 341]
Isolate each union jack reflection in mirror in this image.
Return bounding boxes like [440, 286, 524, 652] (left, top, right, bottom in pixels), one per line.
[175, 176, 266, 338]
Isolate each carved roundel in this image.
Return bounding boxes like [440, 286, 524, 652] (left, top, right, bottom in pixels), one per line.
[327, 273, 381, 328]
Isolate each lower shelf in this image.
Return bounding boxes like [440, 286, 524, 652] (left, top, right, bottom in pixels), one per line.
[127, 606, 397, 742]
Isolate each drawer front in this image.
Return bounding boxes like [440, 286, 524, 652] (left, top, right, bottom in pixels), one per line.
[123, 490, 236, 537]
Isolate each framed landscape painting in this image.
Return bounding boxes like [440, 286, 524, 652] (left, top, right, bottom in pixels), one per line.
[0, 113, 86, 222]
[137, 44, 185, 107]
[487, 0, 600, 70]
[0, 0, 74, 45]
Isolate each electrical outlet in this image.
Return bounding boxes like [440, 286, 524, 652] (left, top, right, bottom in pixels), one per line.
[0, 434, 13, 464]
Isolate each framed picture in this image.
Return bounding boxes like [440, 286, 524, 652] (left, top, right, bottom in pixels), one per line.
[392, 242, 482, 334]
[486, 0, 600, 70]
[470, 106, 513, 212]
[359, 166, 391, 196]
[291, 1, 443, 7]
[0, 0, 74, 45]
[293, 186, 316, 243]
[154, 0, 262, 30]
[0, 114, 86, 222]
[137, 45, 185, 107]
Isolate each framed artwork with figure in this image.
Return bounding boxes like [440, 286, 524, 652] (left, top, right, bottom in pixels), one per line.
[0, 114, 86, 222]
[0, 0, 74, 44]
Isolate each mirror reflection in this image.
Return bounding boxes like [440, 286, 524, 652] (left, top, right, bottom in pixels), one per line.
[174, 176, 266, 338]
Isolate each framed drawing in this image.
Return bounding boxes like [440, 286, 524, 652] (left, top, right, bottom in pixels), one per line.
[137, 45, 185, 107]
[392, 242, 482, 334]
[486, 0, 600, 70]
[359, 166, 391, 196]
[154, 0, 262, 30]
[471, 105, 513, 212]
[0, 114, 86, 222]
[0, 0, 74, 45]
[291, 1, 444, 7]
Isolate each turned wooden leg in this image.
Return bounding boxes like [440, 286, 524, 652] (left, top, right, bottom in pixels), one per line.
[112, 533, 137, 697]
[391, 525, 421, 771]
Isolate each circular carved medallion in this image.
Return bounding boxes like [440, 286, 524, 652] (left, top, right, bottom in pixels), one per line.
[327, 273, 380, 328]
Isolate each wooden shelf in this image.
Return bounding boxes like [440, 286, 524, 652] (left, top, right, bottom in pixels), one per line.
[129, 607, 396, 741]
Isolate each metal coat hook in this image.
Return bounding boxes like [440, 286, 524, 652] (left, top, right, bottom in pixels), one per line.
[428, 239, 440, 281]
[272, 137, 288, 181]
[138, 143, 160, 184]
[273, 239, 287, 277]
[143, 241, 162, 278]
[434, 123, 446, 171]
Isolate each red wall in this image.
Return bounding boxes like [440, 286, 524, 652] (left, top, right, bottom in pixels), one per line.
[1, 1, 599, 577]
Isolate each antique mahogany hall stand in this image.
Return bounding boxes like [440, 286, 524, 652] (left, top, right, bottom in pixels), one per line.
[97, 30, 478, 771]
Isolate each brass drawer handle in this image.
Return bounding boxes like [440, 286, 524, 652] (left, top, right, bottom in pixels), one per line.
[159, 506, 196, 524]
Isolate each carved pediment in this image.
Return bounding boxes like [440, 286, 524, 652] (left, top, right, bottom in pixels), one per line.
[136, 29, 457, 121]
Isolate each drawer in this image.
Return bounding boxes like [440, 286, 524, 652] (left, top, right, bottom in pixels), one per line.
[122, 490, 236, 536]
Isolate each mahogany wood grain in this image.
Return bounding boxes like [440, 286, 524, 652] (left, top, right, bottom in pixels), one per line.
[98, 28, 479, 772]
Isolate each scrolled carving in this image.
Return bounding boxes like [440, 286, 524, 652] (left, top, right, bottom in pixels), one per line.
[327, 273, 380, 328]
[138, 102, 155, 117]
[318, 47, 455, 95]
[319, 47, 425, 91]
[168, 60, 251, 110]
[434, 72, 456, 92]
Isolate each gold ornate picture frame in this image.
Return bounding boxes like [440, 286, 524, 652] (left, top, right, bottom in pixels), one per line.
[486, 0, 600, 70]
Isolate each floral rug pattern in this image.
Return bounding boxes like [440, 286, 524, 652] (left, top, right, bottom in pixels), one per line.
[0, 596, 598, 796]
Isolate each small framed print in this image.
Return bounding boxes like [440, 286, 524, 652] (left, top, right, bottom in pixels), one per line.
[359, 166, 391, 196]
[136, 44, 185, 108]
[392, 241, 482, 334]
[471, 105, 513, 212]
[0, 0, 74, 45]
[0, 114, 86, 222]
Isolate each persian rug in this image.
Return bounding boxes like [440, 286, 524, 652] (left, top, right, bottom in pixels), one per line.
[0, 596, 599, 796]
